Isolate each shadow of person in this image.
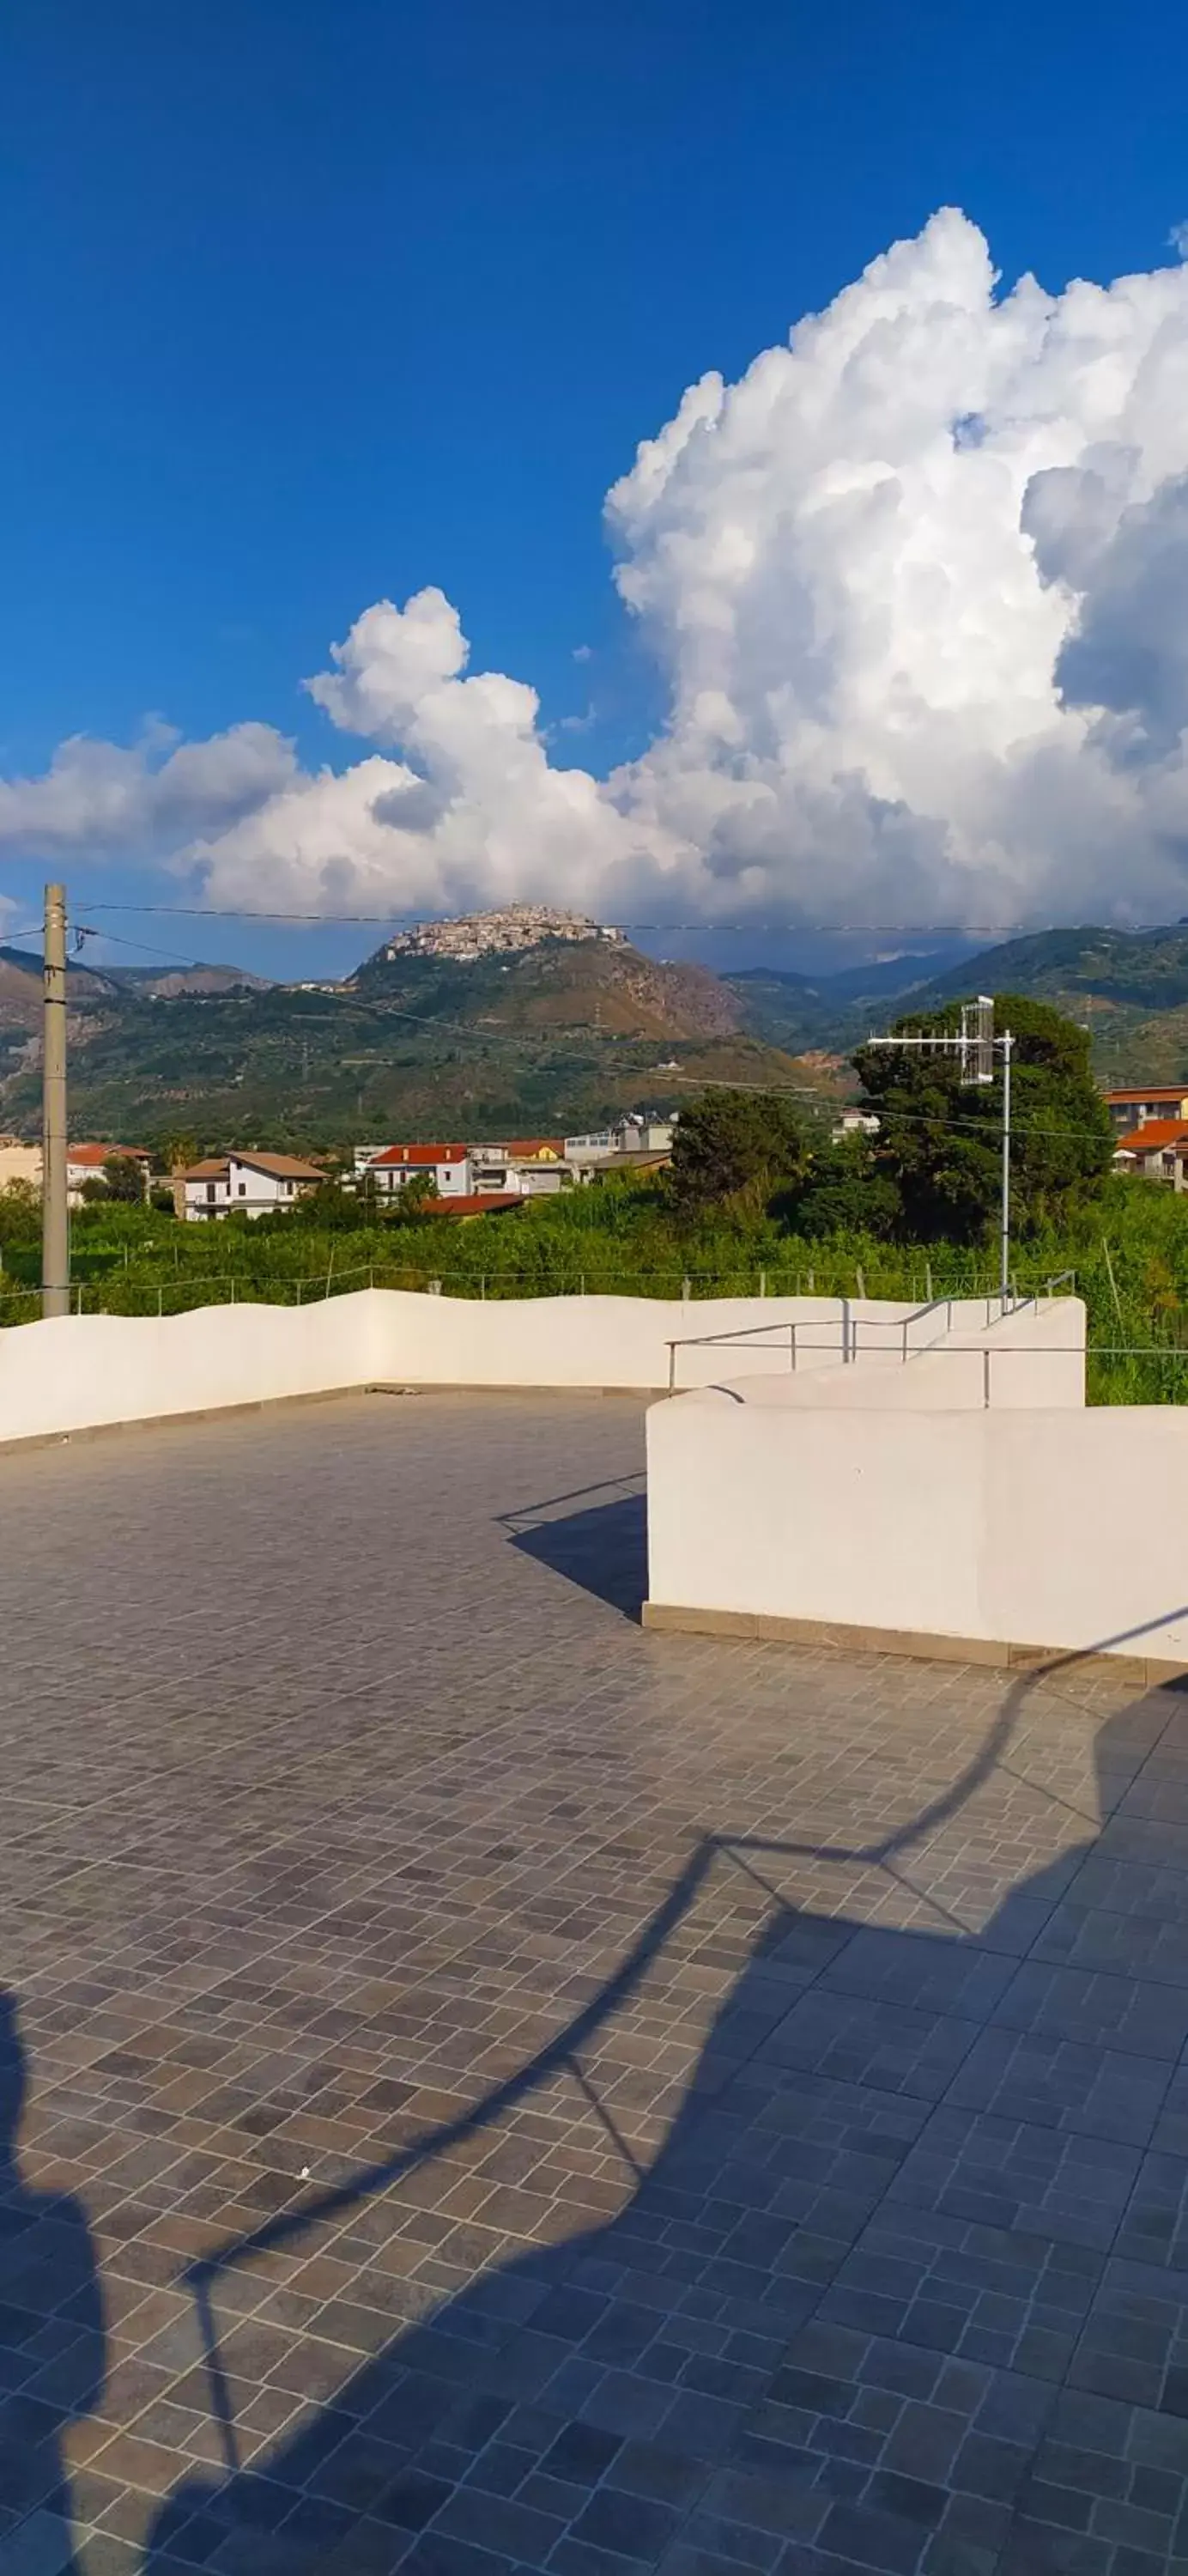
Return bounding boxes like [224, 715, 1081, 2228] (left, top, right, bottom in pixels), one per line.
[0, 1992, 106, 2575]
[143, 1682, 1188, 2576]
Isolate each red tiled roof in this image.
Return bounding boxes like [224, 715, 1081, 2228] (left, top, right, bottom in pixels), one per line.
[371, 1143, 468, 1167]
[68, 1140, 150, 1164]
[1107, 1088, 1188, 1104]
[502, 1138, 564, 1158]
[1117, 1121, 1188, 1151]
[433, 1193, 524, 1218]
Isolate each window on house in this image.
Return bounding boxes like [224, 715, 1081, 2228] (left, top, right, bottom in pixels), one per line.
[206, 1183, 215, 1203]
[239, 1182, 246, 1195]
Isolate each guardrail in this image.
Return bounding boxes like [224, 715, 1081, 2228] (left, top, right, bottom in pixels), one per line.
[664, 1292, 1027, 1393]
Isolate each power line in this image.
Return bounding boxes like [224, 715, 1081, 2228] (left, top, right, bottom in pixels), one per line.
[662, 1072, 1111, 1145]
[65, 900, 1188, 937]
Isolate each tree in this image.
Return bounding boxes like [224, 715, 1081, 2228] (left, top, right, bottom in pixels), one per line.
[852, 993, 1112, 1244]
[157, 1133, 197, 1176]
[101, 1153, 146, 1204]
[668, 1089, 809, 1217]
[785, 1133, 903, 1240]
[0, 1182, 40, 1245]
[387, 1170, 439, 1221]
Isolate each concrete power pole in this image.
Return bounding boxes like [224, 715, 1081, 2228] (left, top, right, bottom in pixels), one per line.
[41, 882, 70, 1319]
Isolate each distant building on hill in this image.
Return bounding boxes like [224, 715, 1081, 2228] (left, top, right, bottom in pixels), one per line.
[380, 905, 625, 965]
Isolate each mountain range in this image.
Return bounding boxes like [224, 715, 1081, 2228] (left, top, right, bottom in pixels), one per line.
[2, 919, 1187, 1147]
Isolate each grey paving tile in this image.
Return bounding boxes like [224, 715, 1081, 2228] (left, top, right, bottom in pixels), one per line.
[944, 2027, 1173, 2147]
[992, 1962, 1188, 2061]
[1, 1395, 1187, 2573]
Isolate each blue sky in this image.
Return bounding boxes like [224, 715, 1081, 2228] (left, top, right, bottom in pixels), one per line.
[3, 0, 1188, 977]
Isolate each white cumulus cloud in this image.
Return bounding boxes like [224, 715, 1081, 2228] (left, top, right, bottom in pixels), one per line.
[9, 205, 1188, 930]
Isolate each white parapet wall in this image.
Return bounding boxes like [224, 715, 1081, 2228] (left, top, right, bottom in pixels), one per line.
[646, 1297, 1188, 1673]
[0, 1285, 1026, 1445]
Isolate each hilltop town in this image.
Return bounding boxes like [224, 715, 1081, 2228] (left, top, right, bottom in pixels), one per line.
[378, 904, 626, 966]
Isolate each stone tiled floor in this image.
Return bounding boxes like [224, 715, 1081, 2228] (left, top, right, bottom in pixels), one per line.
[3, 1394, 1188, 2575]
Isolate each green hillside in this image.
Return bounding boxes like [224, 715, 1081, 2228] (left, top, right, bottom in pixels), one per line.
[9, 916, 1188, 1145]
[0, 933, 839, 1148]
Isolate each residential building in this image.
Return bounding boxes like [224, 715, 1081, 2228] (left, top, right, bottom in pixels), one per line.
[565, 1115, 676, 1181]
[362, 1144, 475, 1199]
[0, 1139, 42, 1192]
[66, 1142, 152, 1206]
[181, 1151, 323, 1219]
[1105, 1085, 1188, 1133]
[471, 1139, 569, 1198]
[832, 1109, 881, 1141]
[1113, 1120, 1188, 1187]
[564, 1115, 675, 1171]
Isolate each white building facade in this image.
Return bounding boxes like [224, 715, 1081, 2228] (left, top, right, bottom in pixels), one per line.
[182, 1151, 323, 1219]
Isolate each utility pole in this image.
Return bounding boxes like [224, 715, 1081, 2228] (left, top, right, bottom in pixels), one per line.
[867, 995, 1016, 1303]
[41, 882, 70, 1319]
[998, 1029, 1013, 1303]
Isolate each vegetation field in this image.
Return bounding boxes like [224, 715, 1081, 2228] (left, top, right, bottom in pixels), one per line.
[3, 1168, 1188, 1406]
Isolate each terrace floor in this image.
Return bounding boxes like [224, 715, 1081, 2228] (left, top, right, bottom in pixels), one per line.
[3, 1392, 1188, 2576]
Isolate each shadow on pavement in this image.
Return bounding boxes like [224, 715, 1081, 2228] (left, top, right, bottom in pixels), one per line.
[0, 1993, 106, 2576]
[126, 1653, 1188, 2575]
[508, 1492, 647, 1622]
[497, 1477, 647, 1620]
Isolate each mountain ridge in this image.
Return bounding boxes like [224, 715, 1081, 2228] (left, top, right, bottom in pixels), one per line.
[4, 914, 1188, 1145]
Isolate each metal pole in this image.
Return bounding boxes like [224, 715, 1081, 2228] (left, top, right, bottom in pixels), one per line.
[41, 883, 70, 1318]
[999, 1031, 1013, 1303]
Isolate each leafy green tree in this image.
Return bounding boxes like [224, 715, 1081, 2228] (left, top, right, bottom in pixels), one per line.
[0, 1181, 40, 1243]
[157, 1132, 197, 1175]
[101, 1153, 146, 1203]
[292, 1179, 370, 1231]
[785, 1133, 903, 1240]
[387, 1170, 439, 1221]
[852, 993, 1112, 1245]
[669, 1088, 809, 1217]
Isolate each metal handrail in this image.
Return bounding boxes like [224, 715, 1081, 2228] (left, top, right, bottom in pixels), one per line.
[664, 1282, 1083, 1394]
[665, 1292, 994, 1391]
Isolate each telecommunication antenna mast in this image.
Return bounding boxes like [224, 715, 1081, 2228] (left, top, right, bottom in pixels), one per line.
[867, 995, 1015, 1301]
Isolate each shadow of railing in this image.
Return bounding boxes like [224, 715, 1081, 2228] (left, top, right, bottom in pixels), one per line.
[137, 1612, 1188, 2573]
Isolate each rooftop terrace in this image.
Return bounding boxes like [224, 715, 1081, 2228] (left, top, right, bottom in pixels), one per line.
[3, 1393, 1188, 2574]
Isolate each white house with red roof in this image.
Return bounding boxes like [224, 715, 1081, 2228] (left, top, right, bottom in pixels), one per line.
[66, 1142, 152, 1206]
[361, 1144, 476, 1199]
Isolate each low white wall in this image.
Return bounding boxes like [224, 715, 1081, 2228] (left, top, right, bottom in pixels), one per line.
[0, 1297, 391, 1445]
[646, 1321, 1188, 1668]
[0, 1286, 1027, 1443]
[758, 1298, 1086, 1413]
